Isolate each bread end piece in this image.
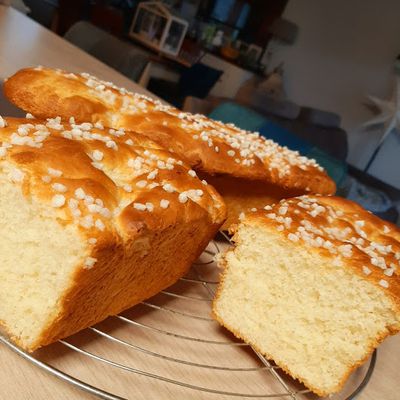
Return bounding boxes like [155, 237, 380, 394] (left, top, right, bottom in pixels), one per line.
[213, 197, 400, 396]
[0, 117, 225, 351]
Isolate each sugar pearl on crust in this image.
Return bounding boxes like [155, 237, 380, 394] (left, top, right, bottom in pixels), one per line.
[148, 182, 159, 189]
[51, 183, 67, 193]
[84, 257, 97, 269]
[106, 140, 117, 150]
[362, 266, 372, 275]
[71, 208, 81, 218]
[288, 233, 299, 242]
[95, 219, 105, 231]
[147, 170, 158, 180]
[0, 116, 7, 128]
[178, 193, 188, 203]
[279, 206, 288, 215]
[160, 199, 169, 209]
[75, 188, 86, 199]
[48, 167, 62, 177]
[136, 180, 147, 188]
[379, 279, 389, 288]
[87, 204, 100, 213]
[384, 268, 394, 277]
[80, 215, 94, 228]
[68, 198, 78, 209]
[51, 194, 65, 207]
[92, 150, 104, 161]
[264, 196, 400, 290]
[133, 202, 146, 211]
[162, 183, 174, 193]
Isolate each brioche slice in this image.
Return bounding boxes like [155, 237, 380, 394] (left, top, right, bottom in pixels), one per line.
[0, 115, 225, 351]
[4, 67, 335, 229]
[213, 196, 400, 396]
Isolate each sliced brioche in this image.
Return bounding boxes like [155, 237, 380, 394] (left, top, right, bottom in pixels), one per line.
[213, 195, 400, 396]
[4, 67, 335, 229]
[0, 115, 225, 351]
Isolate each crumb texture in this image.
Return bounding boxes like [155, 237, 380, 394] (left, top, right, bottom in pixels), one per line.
[0, 166, 85, 349]
[0, 116, 225, 351]
[213, 196, 400, 396]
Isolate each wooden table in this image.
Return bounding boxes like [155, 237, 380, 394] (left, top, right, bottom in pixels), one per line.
[0, 5, 399, 400]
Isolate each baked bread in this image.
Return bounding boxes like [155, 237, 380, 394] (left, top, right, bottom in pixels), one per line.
[4, 67, 336, 229]
[213, 195, 400, 396]
[0, 115, 225, 352]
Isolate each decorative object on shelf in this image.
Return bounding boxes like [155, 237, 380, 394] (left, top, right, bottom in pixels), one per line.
[359, 76, 400, 172]
[257, 63, 285, 101]
[211, 29, 224, 47]
[129, 1, 189, 56]
[199, 22, 216, 49]
[246, 43, 263, 65]
[220, 44, 239, 61]
[234, 40, 263, 69]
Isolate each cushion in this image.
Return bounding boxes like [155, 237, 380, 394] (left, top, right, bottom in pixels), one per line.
[208, 102, 266, 132]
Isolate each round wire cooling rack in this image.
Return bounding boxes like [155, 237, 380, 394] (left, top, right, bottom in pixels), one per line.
[0, 233, 376, 400]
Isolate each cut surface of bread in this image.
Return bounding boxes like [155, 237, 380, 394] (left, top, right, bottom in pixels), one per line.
[0, 116, 225, 351]
[4, 67, 336, 228]
[0, 171, 85, 349]
[213, 196, 400, 396]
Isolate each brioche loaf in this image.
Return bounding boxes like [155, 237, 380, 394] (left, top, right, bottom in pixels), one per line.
[213, 195, 400, 396]
[0, 115, 225, 351]
[4, 67, 336, 229]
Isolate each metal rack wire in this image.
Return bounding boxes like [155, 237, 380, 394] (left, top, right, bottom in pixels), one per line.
[0, 234, 376, 399]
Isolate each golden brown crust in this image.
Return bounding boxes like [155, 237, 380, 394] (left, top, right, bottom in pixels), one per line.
[0, 116, 225, 351]
[4, 67, 336, 197]
[0, 117, 225, 230]
[198, 173, 305, 230]
[35, 215, 215, 351]
[238, 195, 400, 308]
[213, 195, 400, 395]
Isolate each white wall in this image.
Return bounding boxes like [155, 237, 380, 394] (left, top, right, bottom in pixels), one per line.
[268, 0, 400, 187]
